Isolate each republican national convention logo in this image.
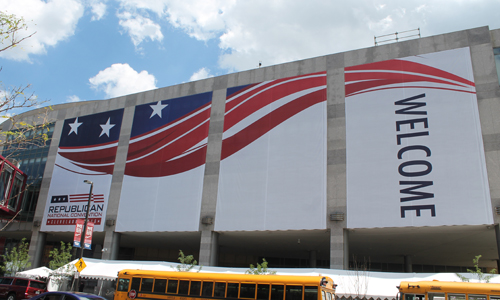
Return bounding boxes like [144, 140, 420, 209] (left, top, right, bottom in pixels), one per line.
[45, 193, 105, 226]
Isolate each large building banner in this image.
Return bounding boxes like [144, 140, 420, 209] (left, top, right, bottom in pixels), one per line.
[215, 72, 327, 231]
[116, 92, 213, 231]
[345, 47, 493, 228]
[42, 109, 124, 232]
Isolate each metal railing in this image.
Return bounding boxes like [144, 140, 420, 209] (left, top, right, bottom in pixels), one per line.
[374, 28, 421, 46]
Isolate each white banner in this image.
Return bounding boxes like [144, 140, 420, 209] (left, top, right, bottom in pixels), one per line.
[116, 93, 212, 232]
[345, 47, 492, 228]
[42, 109, 124, 232]
[215, 72, 327, 231]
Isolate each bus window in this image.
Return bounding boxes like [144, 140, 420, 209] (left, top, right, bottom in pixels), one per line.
[202, 282, 214, 297]
[469, 295, 487, 300]
[286, 286, 303, 300]
[240, 284, 256, 299]
[257, 284, 270, 300]
[141, 278, 154, 292]
[491, 296, 500, 300]
[304, 286, 317, 300]
[429, 293, 445, 300]
[178, 280, 189, 295]
[328, 292, 333, 300]
[167, 279, 178, 294]
[117, 278, 130, 292]
[227, 283, 239, 299]
[190, 281, 201, 296]
[131, 278, 141, 291]
[154, 279, 167, 293]
[215, 282, 227, 298]
[321, 291, 326, 300]
[449, 295, 466, 300]
[405, 294, 425, 300]
[271, 285, 284, 300]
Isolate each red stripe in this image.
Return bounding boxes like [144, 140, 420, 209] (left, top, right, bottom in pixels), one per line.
[58, 146, 118, 166]
[127, 106, 211, 161]
[221, 89, 326, 160]
[225, 72, 326, 113]
[124, 145, 207, 177]
[347, 85, 477, 97]
[224, 75, 326, 131]
[345, 59, 475, 87]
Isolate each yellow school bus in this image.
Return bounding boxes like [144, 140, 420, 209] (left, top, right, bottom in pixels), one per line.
[398, 280, 500, 300]
[115, 269, 336, 300]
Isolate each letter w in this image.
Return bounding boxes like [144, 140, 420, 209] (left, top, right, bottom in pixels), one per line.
[395, 94, 427, 115]
[400, 181, 434, 202]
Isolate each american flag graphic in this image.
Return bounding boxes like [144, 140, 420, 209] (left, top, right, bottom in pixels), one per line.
[221, 71, 327, 159]
[56, 109, 124, 175]
[69, 193, 105, 203]
[125, 92, 212, 177]
[344, 59, 476, 97]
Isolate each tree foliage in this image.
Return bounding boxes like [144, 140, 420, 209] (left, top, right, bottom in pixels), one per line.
[246, 258, 276, 275]
[0, 238, 31, 276]
[0, 10, 51, 160]
[456, 255, 497, 283]
[0, 11, 36, 53]
[49, 241, 72, 270]
[175, 250, 202, 272]
[48, 242, 75, 286]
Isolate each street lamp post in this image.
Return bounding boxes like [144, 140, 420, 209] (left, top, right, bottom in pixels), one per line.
[75, 179, 93, 291]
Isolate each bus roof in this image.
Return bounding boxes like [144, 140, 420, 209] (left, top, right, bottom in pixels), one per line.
[399, 281, 500, 295]
[118, 269, 335, 289]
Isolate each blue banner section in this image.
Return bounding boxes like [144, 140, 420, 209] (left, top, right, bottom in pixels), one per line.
[59, 109, 124, 147]
[130, 92, 212, 138]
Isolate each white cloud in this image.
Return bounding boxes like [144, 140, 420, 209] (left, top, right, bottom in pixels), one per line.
[189, 68, 213, 82]
[0, 0, 84, 62]
[66, 95, 82, 103]
[89, 63, 157, 99]
[118, 11, 163, 47]
[114, 0, 500, 73]
[90, 1, 107, 21]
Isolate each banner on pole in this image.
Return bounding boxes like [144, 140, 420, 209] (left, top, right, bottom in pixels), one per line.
[84, 222, 94, 250]
[73, 219, 84, 248]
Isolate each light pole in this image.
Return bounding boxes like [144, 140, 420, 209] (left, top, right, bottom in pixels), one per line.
[76, 179, 93, 291]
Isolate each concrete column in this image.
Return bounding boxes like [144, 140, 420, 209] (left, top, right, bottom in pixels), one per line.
[343, 229, 349, 269]
[326, 54, 348, 270]
[330, 225, 346, 269]
[198, 81, 227, 266]
[199, 230, 219, 266]
[404, 255, 413, 273]
[309, 250, 317, 268]
[495, 225, 500, 269]
[102, 231, 120, 260]
[29, 230, 46, 268]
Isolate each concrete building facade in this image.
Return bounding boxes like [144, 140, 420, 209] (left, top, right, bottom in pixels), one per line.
[2, 26, 500, 273]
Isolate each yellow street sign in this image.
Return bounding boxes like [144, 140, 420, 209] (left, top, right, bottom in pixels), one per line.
[75, 258, 87, 272]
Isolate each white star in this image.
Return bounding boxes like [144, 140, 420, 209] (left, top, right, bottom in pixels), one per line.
[150, 101, 168, 118]
[68, 118, 83, 136]
[99, 118, 115, 137]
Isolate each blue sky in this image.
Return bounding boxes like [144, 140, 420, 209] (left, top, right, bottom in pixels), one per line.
[2, 0, 500, 116]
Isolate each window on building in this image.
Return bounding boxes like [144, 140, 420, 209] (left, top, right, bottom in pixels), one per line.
[495, 48, 500, 85]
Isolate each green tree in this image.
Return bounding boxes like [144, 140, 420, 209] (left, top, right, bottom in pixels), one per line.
[456, 255, 497, 283]
[0, 10, 51, 159]
[246, 258, 276, 275]
[0, 238, 30, 276]
[0, 11, 36, 53]
[49, 241, 72, 270]
[175, 250, 202, 272]
[48, 242, 74, 286]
